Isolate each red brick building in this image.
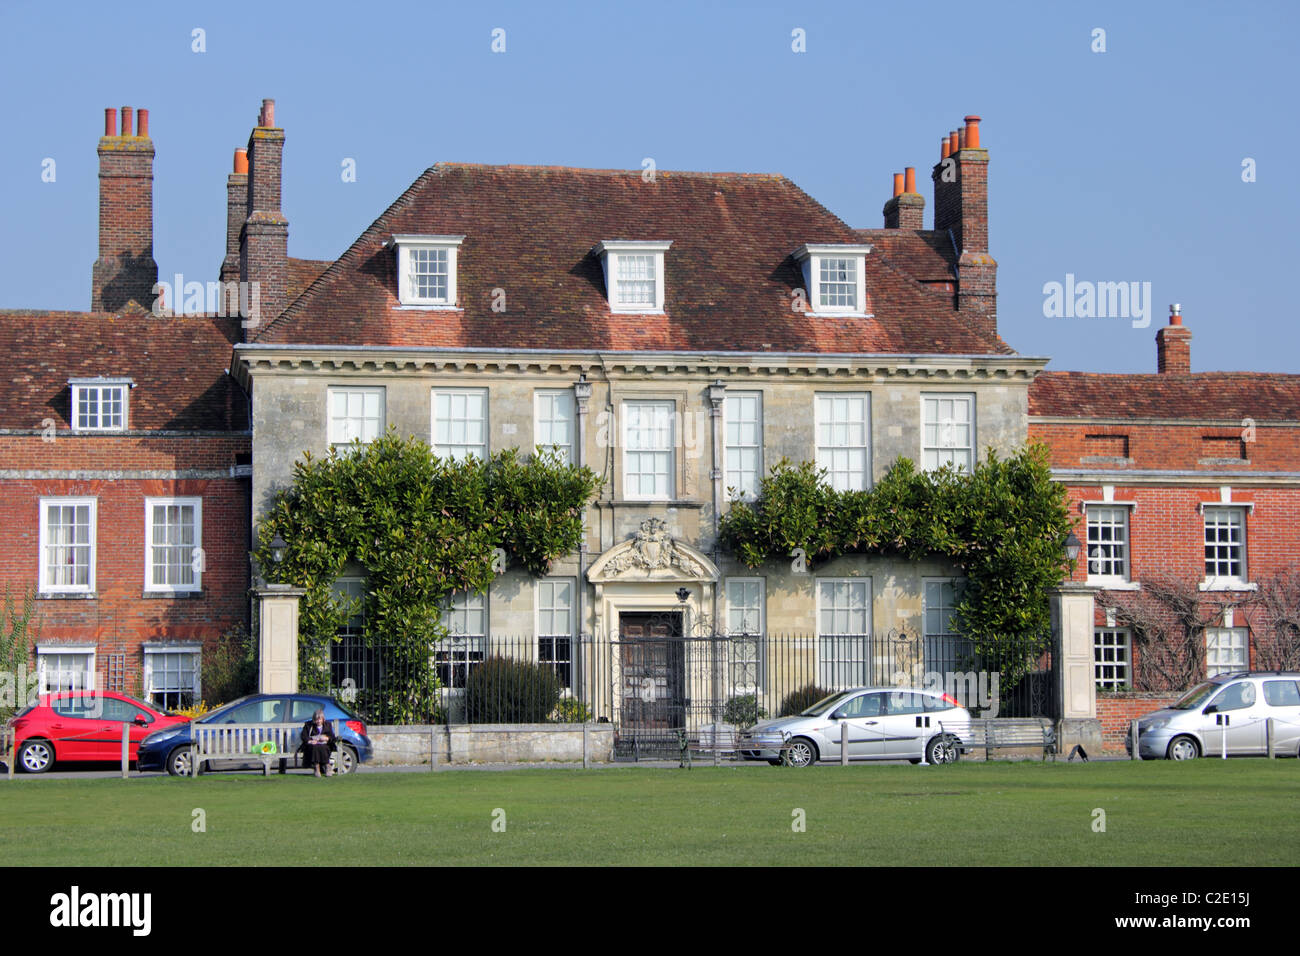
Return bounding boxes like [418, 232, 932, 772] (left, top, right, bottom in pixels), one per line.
[0, 107, 253, 708]
[1030, 307, 1300, 748]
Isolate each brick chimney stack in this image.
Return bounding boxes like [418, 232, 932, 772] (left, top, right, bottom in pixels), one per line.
[932, 115, 996, 335]
[91, 106, 158, 312]
[240, 98, 288, 331]
[882, 166, 925, 230]
[1157, 304, 1193, 374]
[219, 147, 248, 313]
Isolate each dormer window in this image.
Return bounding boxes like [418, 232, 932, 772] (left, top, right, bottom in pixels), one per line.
[392, 234, 465, 308]
[794, 244, 872, 316]
[594, 241, 671, 313]
[69, 377, 132, 432]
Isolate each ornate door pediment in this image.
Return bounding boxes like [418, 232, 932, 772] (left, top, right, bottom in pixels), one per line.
[587, 518, 719, 584]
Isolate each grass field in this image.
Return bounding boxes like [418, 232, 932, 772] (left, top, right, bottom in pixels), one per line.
[2, 761, 1298, 866]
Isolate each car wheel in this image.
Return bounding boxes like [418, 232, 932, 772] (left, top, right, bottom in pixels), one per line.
[785, 737, 817, 768]
[329, 745, 358, 775]
[167, 746, 194, 777]
[926, 734, 961, 764]
[18, 739, 54, 774]
[1167, 736, 1200, 761]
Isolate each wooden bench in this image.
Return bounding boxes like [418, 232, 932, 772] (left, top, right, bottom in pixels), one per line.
[952, 717, 1057, 761]
[679, 727, 794, 767]
[188, 721, 338, 776]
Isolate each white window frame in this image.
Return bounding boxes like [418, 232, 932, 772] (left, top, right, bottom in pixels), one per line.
[36, 646, 97, 695]
[1205, 627, 1249, 677]
[921, 393, 975, 474]
[622, 399, 675, 501]
[726, 577, 765, 696]
[143, 644, 201, 710]
[69, 377, 132, 433]
[432, 388, 489, 461]
[816, 577, 873, 687]
[1084, 503, 1132, 587]
[595, 241, 672, 314]
[392, 234, 465, 308]
[724, 392, 763, 500]
[794, 244, 872, 317]
[1093, 628, 1132, 691]
[815, 393, 871, 491]
[144, 497, 203, 594]
[536, 578, 575, 689]
[327, 386, 385, 450]
[330, 576, 378, 695]
[534, 390, 575, 465]
[437, 589, 488, 688]
[38, 497, 97, 594]
[1201, 506, 1250, 590]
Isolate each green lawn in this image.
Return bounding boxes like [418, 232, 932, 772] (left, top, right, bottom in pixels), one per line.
[2, 761, 1297, 866]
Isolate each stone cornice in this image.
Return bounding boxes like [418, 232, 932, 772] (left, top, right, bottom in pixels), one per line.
[232, 344, 1048, 390]
[1051, 468, 1300, 486]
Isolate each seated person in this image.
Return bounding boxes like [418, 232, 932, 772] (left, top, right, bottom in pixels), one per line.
[300, 709, 338, 777]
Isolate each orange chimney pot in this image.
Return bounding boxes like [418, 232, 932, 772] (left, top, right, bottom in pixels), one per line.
[104, 108, 117, 137]
[904, 167, 917, 194]
[892, 173, 904, 197]
[136, 108, 148, 138]
[120, 106, 133, 138]
[964, 115, 981, 149]
[233, 147, 248, 174]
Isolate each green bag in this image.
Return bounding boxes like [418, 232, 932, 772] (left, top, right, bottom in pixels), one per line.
[251, 740, 278, 755]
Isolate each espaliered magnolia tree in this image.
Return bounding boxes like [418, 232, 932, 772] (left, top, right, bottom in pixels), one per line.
[719, 444, 1073, 688]
[253, 432, 602, 722]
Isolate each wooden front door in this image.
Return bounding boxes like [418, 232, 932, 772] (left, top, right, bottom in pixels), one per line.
[619, 612, 686, 731]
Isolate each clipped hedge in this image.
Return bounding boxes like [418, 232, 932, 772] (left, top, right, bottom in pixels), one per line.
[463, 656, 563, 724]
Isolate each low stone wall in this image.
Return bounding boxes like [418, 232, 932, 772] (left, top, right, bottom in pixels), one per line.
[1097, 693, 1182, 752]
[368, 723, 616, 765]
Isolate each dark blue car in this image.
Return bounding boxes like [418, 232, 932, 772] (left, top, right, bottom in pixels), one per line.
[137, 693, 373, 776]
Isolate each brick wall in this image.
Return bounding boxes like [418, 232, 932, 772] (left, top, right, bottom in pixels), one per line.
[1030, 421, 1300, 471]
[1097, 693, 1182, 752]
[0, 473, 250, 697]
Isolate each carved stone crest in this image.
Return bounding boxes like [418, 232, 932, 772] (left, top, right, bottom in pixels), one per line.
[605, 518, 707, 577]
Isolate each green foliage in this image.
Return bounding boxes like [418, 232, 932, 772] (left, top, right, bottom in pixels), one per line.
[253, 432, 601, 720]
[551, 697, 595, 723]
[721, 445, 1072, 687]
[722, 694, 767, 728]
[199, 625, 257, 707]
[1, 586, 39, 720]
[778, 684, 832, 717]
[464, 657, 563, 723]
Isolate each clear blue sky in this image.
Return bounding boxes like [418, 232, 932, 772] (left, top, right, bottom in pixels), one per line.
[1, 0, 1295, 372]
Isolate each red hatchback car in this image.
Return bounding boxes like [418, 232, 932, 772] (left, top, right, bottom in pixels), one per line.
[6, 691, 189, 773]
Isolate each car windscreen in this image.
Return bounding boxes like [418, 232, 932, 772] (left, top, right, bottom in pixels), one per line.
[800, 691, 855, 717]
[1170, 682, 1219, 710]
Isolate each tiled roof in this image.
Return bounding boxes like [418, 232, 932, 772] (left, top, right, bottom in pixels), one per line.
[854, 229, 957, 282]
[256, 164, 1013, 356]
[0, 311, 248, 430]
[287, 257, 332, 302]
[1030, 371, 1300, 422]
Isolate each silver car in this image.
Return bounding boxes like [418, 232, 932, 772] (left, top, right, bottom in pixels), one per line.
[1130, 672, 1300, 760]
[739, 687, 972, 767]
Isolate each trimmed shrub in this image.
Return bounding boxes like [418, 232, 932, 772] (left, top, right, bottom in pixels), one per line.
[552, 697, 594, 723]
[464, 656, 562, 723]
[722, 694, 767, 728]
[778, 684, 832, 717]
